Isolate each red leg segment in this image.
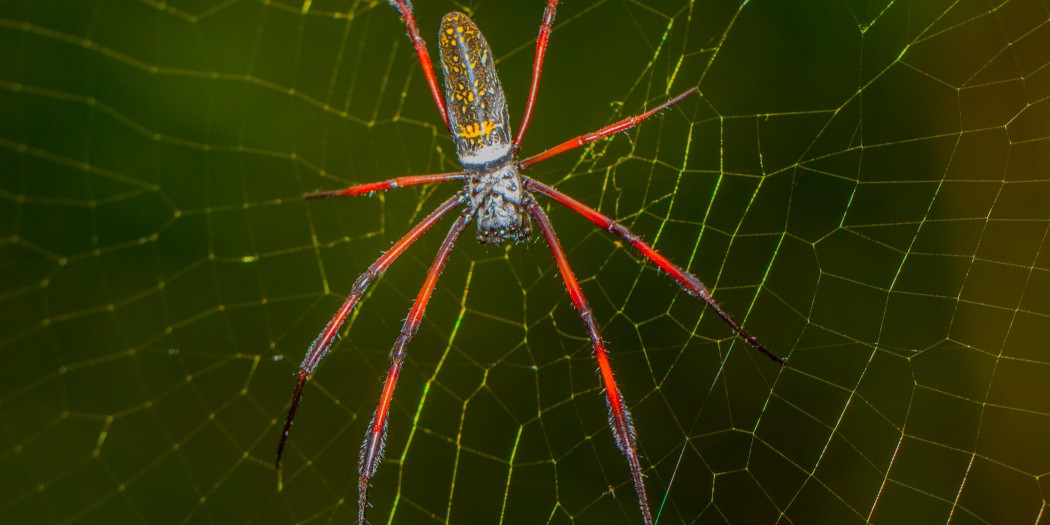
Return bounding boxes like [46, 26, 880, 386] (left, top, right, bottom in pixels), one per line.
[512, 0, 559, 151]
[526, 179, 784, 365]
[528, 202, 653, 525]
[387, 0, 450, 130]
[275, 193, 465, 470]
[305, 172, 465, 199]
[357, 212, 472, 524]
[520, 87, 698, 169]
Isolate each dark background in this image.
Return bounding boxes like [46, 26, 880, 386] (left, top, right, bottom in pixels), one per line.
[2, 0, 1049, 523]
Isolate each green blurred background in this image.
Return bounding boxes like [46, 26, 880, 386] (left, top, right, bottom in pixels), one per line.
[2, 0, 1049, 523]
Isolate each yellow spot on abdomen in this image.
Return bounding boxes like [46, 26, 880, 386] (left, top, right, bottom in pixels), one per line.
[458, 120, 495, 139]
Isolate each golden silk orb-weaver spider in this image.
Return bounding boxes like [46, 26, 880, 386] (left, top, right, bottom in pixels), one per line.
[275, 1, 786, 523]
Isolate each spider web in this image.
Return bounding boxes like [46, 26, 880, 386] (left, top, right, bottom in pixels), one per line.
[2, 0, 1049, 523]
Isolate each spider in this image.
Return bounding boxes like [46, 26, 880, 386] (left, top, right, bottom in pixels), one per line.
[275, 1, 785, 523]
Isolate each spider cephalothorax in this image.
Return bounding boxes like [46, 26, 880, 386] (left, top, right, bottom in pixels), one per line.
[275, 2, 785, 524]
[466, 164, 533, 244]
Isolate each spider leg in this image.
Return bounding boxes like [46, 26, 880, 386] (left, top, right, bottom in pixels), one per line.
[275, 193, 465, 471]
[512, 0, 559, 151]
[357, 212, 472, 525]
[306, 172, 465, 199]
[519, 87, 698, 169]
[387, 0, 450, 130]
[527, 201, 653, 525]
[526, 178, 785, 365]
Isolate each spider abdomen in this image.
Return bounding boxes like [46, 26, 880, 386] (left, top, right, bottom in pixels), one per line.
[438, 12, 512, 167]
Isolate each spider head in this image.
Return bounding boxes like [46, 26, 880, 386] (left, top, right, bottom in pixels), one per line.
[467, 164, 532, 245]
[475, 199, 532, 245]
